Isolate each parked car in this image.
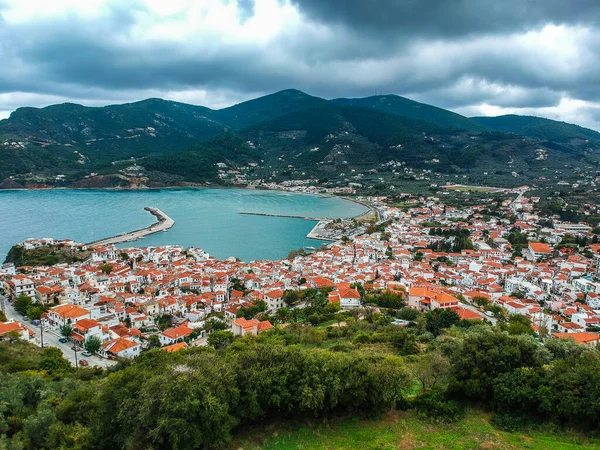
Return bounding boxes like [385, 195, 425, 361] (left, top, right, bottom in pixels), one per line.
[78, 359, 89, 367]
[484, 310, 495, 317]
[81, 351, 92, 357]
[31, 319, 41, 326]
[58, 337, 68, 343]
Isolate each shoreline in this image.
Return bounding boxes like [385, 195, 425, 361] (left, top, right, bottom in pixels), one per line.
[86, 207, 175, 246]
[0, 183, 374, 219]
[2, 184, 374, 255]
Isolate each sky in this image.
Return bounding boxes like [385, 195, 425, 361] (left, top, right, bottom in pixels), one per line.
[1, 0, 600, 130]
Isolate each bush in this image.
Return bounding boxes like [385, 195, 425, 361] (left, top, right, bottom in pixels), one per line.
[397, 308, 419, 321]
[413, 388, 463, 423]
[353, 332, 371, 344]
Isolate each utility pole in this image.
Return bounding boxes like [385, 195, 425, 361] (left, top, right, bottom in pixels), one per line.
[40, 320, 44, 348]
[74, 343, 79, 369]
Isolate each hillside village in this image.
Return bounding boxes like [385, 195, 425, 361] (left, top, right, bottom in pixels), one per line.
[2, 193, 600, 363]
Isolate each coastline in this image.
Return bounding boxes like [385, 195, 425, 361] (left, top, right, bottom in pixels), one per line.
[86, 207, 175, 246]
[1, 184, 374, 254]
[0, 183, 373, 219]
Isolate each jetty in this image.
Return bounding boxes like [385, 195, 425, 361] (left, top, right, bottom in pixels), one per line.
[239, 212, 328, 221]
[87, 207, 174, 246]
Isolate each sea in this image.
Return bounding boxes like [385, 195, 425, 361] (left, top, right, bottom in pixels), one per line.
[0, 188, 367, 261]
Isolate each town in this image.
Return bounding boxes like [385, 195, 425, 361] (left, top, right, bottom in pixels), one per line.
[2, 189, 600, 367]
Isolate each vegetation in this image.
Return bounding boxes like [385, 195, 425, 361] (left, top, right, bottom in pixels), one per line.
[4, 244, 89, 266]
[2, 310, 600, 449]
[2, 90, 599, 193]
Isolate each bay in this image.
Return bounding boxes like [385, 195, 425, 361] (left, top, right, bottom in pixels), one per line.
[0, 188, 367, 261]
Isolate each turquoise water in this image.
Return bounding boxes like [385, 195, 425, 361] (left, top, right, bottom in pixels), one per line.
[0, 188, 366, 261]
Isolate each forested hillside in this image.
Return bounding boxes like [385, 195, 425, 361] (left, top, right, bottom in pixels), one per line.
[1, 309, 600, 450]
[1, 90, 599, 189]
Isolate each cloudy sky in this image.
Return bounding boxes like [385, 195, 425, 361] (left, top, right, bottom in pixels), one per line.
[1, 0, 600, 129]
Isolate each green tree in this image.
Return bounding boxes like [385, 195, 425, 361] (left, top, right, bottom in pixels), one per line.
[283, 290, 299, 306]
[14, 294, 33, 315]
[446, 329, 545, 401]
[27, 305, 45, 320]
[397, 307, 419, 321]
[99, 263, 113, 274]
[425, 308, 460, 336]
[84, 336, 102, 355]
[207, 331, 235, 350]
[148, 335, 161, 348]
[503, 314, 534, 335]
[60, 324, 73, 339]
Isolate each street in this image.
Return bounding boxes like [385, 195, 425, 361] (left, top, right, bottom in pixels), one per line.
[459, 302, 498, 325]
[1, 294, 116, 368]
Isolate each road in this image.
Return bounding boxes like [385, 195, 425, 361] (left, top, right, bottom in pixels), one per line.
[459, 302, 498, 325]
[1, 294, 116, 368]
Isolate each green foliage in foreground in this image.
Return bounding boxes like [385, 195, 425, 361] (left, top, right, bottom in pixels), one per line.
[235, 409, 600, 450]
[1, 317, 600, 449]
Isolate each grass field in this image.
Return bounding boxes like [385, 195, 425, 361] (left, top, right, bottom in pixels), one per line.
[235, 410, 600, 450]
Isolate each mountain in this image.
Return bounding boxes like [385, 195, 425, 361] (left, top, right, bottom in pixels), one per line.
[1, 90, 599, 189]
[331, 95, 490, 132]
[471, 114, 600, 142]
[213, 89, 329, 129]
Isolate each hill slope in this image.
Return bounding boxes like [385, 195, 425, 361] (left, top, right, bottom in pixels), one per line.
[471, 114, 600, 141]
[332, 95, 490, 132]
[1, 90, 599, 188]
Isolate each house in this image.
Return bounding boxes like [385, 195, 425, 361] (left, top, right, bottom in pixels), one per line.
[46, 304, 90, 329]
[556, 321, 584, 334]
[101, 337, 141, 358]
[162, 341, 189, 352]
[430, 292, 459, 310]
[231, 317, 273, 336]
[329, 284, 362, 309]
[263, 289, 285, 312]
[527, 242, 552, 261]
[159, 324, 194, 346]
[6, 274, 35, 300]
[452, 306, 484, 321]
[34, 285, 61, 305]
[552, 332, 600, 347]
[0, 321, 34, 342]
[71, 318, 105, 344]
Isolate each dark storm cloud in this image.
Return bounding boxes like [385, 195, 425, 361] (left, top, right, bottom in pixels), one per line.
[291, 0, 600, 37]
[0, 0, 600, 129]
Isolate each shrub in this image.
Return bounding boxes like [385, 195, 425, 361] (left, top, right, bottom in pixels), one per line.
[413, 388, 463, 423]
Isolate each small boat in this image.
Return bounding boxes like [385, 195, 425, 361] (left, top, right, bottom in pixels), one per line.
[305, 246, 316, 250]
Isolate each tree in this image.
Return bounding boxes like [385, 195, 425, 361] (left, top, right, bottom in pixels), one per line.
[155, 315, 173, 331]
[411, 351, 451, 390]
[276, 307, 290, 323]
[472, 296, 489, 307]
[99, 263, 113, 274]
[14, 294, 33, 315]
[207, 331, 234, 349]
[503, 314, 534, 335]
[446, 329, 545, 401]
[39, 347, 74, 376]
[148, 335, 161, 348]
[425, 308, 460, 336]
[206, 319, 227, 331]
[60, 324, 73, 339]
[27, 305, 45, 320]
[283, 290, 299, 306]
[85, 336, 102, 354]
[397, 307, 419, 321]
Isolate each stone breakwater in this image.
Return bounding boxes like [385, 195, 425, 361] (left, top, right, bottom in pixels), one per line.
[87, 207, 174, 246]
